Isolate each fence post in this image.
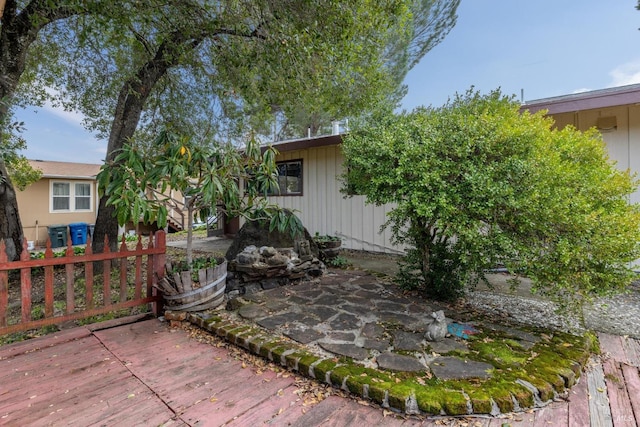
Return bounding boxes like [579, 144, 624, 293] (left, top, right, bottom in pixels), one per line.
[153, 231, 166, 316]
[0, 240, 8, 328]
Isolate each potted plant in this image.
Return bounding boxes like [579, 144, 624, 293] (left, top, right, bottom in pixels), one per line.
[313, 233, 342, 262]
[100, 129, 302, 310]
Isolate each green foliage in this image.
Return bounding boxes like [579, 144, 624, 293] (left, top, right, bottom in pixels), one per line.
[313, 233, 341, 244]
[0, 126, 41, 190]
[326, 255, 351, 268]
[343, 89, 640, 307]
[171, 256, 219, 282]
[99, 128, 302, 263]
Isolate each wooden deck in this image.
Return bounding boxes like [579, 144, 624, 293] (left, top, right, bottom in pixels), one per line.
[1, 318, 638, 426]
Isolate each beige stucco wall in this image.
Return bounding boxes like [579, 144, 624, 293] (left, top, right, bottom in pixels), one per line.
[265, 144, 404, 254]
[550, 104, 640, 204]
[17, 178, 98, 247]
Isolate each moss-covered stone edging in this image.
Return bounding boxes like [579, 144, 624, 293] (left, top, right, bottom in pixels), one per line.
[181, 311, 596, 416]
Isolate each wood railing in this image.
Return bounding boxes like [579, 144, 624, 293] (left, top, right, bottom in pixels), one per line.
[0, 231, 166, 335]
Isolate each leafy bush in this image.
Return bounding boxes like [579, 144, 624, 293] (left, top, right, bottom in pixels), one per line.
[343, 89, 640, 308]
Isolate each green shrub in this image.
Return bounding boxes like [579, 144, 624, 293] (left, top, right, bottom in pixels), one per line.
[343, 89, 640, 308]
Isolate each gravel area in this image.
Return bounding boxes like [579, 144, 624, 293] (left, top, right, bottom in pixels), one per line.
[464, 283, 640, 339]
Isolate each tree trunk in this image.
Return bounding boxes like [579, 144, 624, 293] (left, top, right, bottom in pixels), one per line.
[0, 161, 23, 260]
[92, 30, 202, 253]
[0, 1, 80, 260]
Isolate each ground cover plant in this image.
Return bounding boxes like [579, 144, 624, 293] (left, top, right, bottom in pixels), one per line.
[343, 89, 640, 310]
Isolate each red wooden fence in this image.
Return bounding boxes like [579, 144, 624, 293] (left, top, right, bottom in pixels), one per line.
[0, 231, 166, 335]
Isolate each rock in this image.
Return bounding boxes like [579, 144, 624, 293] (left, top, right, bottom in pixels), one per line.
[266, 253, 289, 266]
[260, 246, 277, 257]
[429, 356, 493, 380]
[237, 251, 260, 265]
[225, 218, 319, 261]
[377, 353, 426, 372]
[319, 343, 369, 360]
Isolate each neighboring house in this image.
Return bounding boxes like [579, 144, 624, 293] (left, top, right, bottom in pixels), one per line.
[261, 84, 640, 255]
[17, 159, 192, 248]
[521, 83, 640, 204]
[258, 134, 404, 255]
[17, 160, 101, 247]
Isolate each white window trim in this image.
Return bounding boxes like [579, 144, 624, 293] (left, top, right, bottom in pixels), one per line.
[49, 180, 94, 213]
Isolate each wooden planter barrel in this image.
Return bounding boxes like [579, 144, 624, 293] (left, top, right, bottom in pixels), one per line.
[316, 240, 341, 262]
[160, 259, 227, 312]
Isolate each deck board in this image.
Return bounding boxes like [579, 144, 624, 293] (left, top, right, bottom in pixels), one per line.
[600, 334, 628, 364]
[622, 337, 640, 367]
[568, 374, 591, 427]
[602, 359, 636, 427]
[587, 360, 615, 427]
[621, 364, 640, 426]
[534, 401, 568, 426]
[1, 320, 639, 426]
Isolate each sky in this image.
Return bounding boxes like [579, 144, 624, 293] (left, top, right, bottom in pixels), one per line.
[15, 0, 640, 164]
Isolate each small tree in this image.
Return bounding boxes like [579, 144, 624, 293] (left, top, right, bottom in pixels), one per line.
[98, 129, 302, 267]
[343, 89, 640, 309]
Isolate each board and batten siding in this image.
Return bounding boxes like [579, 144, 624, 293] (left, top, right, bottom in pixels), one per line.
[550, 104, 640, 204]
[264, 144, 404, 255]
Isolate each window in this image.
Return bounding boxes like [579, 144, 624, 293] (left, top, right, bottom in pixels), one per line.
[75, 183, 91, 210]
[51, 181, 93, 212]
[269, 160, 302, 196]
[52, 183, 70, 210]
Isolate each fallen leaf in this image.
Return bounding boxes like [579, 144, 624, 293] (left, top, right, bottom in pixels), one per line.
[210, 397, 218, 402]
[127, 394, 135, 399]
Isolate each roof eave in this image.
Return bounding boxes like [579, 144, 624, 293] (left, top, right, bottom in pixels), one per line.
[521, 84, 640, 115]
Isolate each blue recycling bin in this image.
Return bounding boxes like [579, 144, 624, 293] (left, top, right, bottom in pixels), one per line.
[69, 222, 88, 245]
[48, 225, 68, 248]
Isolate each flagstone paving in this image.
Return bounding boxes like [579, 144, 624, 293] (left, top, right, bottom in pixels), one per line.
[185, 269, 598, 416]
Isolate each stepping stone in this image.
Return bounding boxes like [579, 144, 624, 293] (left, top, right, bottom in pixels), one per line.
[362, 338, 391, 351]
[378, 312, 419, 326]
[361, 322, 385, 339]
[285, 328, 325, 344]
[263, 300, 291, 313]
[427, 339, 469, 354]
[238, 304, 269, 320]
[328, 331, 357, 342]
[429, 356, 493, 380]
[329, 313, 361, 330]
[305, 306, 339, 321]
[377, 352, 426, 372]
[315, 294, 343, 306]
[255, 312, 299, 330]
[392, 330, 424, 351]
[319, 343, 370, 360]
[376, 301, 408, 312]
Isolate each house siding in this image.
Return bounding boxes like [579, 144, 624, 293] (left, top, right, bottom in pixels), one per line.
[549, 104, 640, 204]
[17, 178, 98, 247]
[264, 144, 404, 254]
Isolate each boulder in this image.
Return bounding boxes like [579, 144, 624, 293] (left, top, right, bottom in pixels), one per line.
[225, 219, 319, 261]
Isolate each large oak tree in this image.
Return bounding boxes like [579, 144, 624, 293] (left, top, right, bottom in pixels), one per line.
[1, 0, 460, 258]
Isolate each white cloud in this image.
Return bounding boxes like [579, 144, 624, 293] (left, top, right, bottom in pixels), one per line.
[42, 104, 86, 128]
[608, 60, 640, 87]
[40, 86, 86, 128]
[572, 88, 592, 94]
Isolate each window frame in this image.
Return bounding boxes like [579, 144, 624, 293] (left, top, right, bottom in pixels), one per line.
[50, 180, 94, 213]
[268, 159, 303, 197]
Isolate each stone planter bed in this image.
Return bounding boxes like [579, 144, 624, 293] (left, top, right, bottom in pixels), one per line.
[169, 268, 595, 417]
